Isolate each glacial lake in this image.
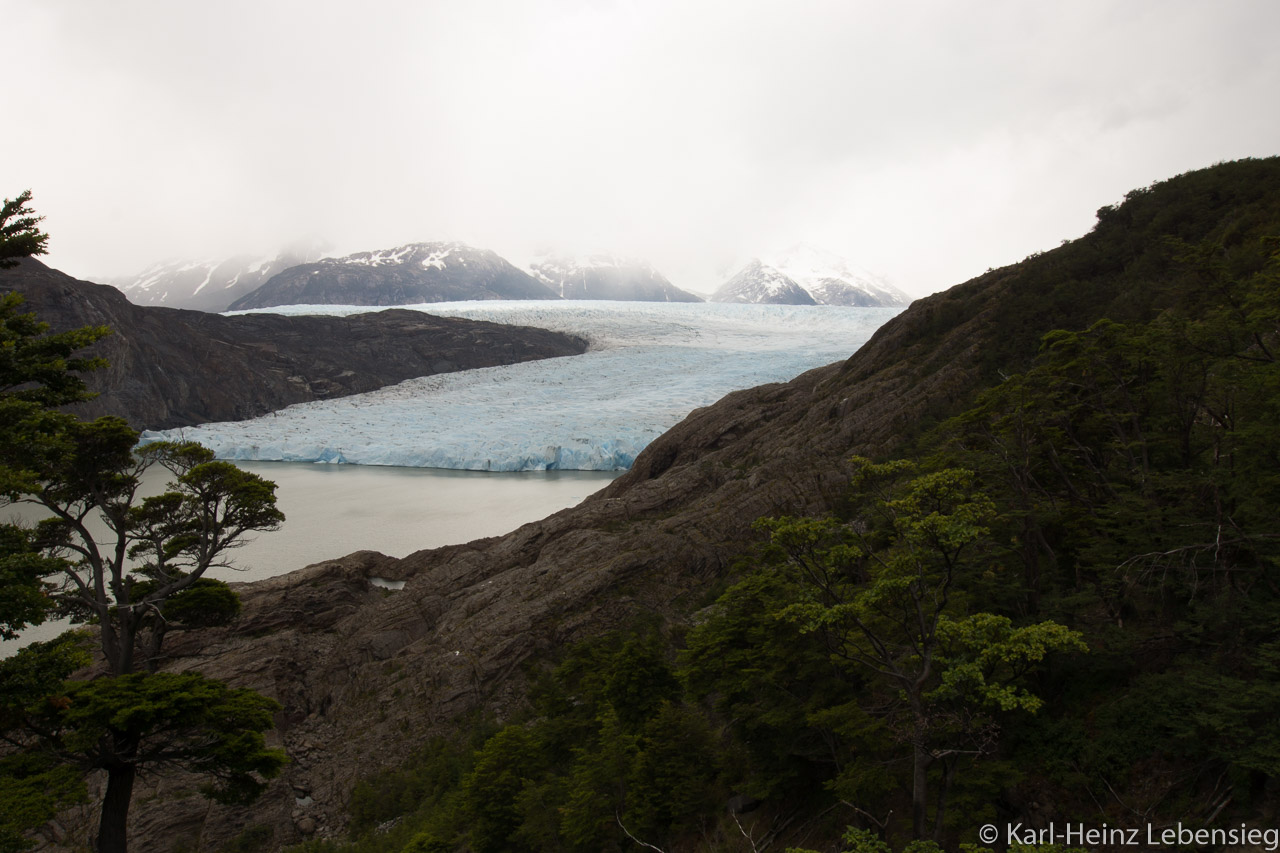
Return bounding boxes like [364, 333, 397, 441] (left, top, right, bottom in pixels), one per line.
[0, 461, 620, 655]
[220, 460, 620, 580]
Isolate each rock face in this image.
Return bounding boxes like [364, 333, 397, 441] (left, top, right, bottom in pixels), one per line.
[228, 242, 559, 310]
[36, 159, 1280, 851]
[713, 244, 911, 306]
[0, 258, 587, 430]
[107, 244, 326, 312]
[528, 252, 703, 302]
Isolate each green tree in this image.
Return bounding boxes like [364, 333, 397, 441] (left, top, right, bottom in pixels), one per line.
[0, 193, 286, 852]
[0, 634, 91, 853]
[0, 193, 109, 848]
[6, 671, 285, 852]
[459, 725, 545, 853]
[688, 460, 1086, 842]
[29, 433, 285, 675]
[0, 191, 48, 268]
[0, 224, 111, 638]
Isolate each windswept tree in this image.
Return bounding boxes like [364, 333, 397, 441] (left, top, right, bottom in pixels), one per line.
[0, 192, 287, 853]
[27, 427, 285, 675]
[0, 191, 48, 268]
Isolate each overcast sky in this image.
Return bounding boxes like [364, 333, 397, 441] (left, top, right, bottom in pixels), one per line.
[5, 0, 1279, 297]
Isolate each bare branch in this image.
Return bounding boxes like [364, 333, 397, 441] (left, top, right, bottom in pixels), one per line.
[616, 813, 668, 852]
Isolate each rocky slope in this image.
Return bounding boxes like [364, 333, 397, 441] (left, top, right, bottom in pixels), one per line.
[228, 242, 559, 310]
[713, 244, 911, 306]
[528, 252, 703, 302]
[0, 258, 587, 430]
[36, 158, 1280, 850]
[107, 244, 325, 312]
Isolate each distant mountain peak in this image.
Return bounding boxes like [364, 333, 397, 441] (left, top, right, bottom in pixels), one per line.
[711, 258, 815, 305]
[528, 251, 703, 302]
[712, 246, 910, 307]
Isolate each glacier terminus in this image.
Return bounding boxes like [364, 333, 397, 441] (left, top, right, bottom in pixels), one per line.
[142, 301, 903, 471]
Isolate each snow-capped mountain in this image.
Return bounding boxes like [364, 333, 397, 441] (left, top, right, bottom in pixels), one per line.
[711, 259, 817, 305]
[528, 252, 702, 302]
[228, 242, 559, 310]
[108, 245, 325, 312]
[712, 244, 911, 307]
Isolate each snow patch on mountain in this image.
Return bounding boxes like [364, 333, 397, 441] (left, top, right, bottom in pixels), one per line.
[228, 242, 556, 310]
[323, 242, 464, 268]
[712, 244, 911, 307]
[110, 243, 327, 312]
[711, 259, 816, 305]
[529, 252, 702, 302]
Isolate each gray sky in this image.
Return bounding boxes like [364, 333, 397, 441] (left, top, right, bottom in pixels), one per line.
[5, 0, 1279, 297]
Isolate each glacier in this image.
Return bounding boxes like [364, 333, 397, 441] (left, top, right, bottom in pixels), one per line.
[142, 301, 901, 471]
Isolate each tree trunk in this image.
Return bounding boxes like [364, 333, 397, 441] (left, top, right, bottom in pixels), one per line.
[109, 611, 138, 676]
[912, 740, 930, 840]
[932, 756, 960, 843]
[96, 747, 138, 852]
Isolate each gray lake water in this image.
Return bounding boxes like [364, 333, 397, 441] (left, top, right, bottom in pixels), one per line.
[221, 461, 620, 581]
[0, 461, 620, 654]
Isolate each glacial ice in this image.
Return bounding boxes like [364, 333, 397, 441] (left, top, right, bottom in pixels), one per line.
[142, 301, 901, 471]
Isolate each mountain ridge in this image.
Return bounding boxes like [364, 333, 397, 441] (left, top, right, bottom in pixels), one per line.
[228, 242, 560, 310]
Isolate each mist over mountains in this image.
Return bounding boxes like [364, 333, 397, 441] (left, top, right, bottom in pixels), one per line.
[107, 241, 898, 311]
[712, 244, 912, 306]
[528, 252, 702, 302]
[107, 242, 328, 312]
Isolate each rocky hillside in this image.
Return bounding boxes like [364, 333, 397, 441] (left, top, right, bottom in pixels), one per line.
[43, 158, 1280, 850]
[528, 252, 703, 302]
[228, 242, 559, 310]
[0, 259, 587, 430]
[107, 244, 325, 312]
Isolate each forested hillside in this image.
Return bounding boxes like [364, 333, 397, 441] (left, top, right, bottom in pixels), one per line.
[268, 158, 1280, 853]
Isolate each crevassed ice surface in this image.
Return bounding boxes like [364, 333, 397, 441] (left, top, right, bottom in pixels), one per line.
[142, 301, 901, 471]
